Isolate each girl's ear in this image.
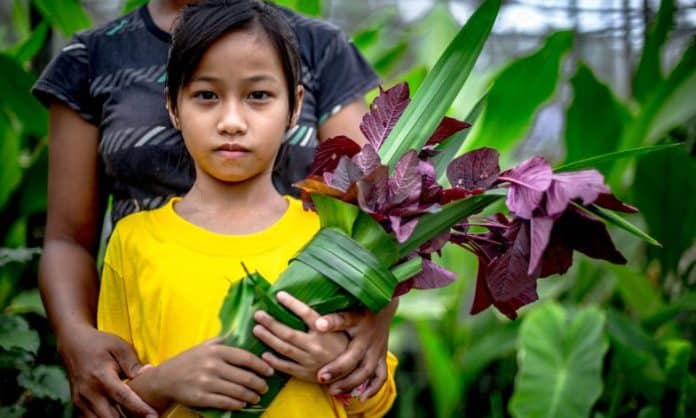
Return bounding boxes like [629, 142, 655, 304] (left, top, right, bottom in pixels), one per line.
[289, 85, 305, 129]
[165, 87, 180, 130]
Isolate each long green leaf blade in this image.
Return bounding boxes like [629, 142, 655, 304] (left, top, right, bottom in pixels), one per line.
[399, 194, 502, 255]
[577, 203, 661, 247]
[377, 0, 501, 167]
[555, 143, 683, 172]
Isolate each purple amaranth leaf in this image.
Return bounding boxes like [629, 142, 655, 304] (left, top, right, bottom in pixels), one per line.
[426, 116, 471, 146]
[537, 206, 627, 278]
[309, 135, 361, 176]
[352, 143, 382, 175]
[357, 165, 389, 214]
[486, 220, 539, 319]
[389, 215, 420, 243]
[545, 169, 609, 216]
[593, 193, 638, 213]
[394, 258, 457, 297]
[500, 156, 553, 219]
[360, 83, 410, 150]
[470, 255, 494, 315]
[420, 231, 451, 254]
[529, 215, 554, 275]
[447, 147, 501, 191]
[440, 188, 482, 205]
[389, 150, 422, 205]
[330, 156, 363, 192]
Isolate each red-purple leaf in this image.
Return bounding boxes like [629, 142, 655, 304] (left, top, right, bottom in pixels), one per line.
[389, 150, 422, 205]
[309, 135, 361, 176]
[545, 170, 609, 216]
[394, 258, 457, 297]
[352, 143, 382, 175]
[331, 156, 363, 192]
[357, 165, 389, 214]
[447, 147, 500, 191]
[501, 156, 553, 219]
[529, 215, 554, 275]
[389, 215, 420, 243]
[486, 221, 539, 319]
[561, 207, 627, 265]
[426, 116, 471, 146]
[470, 256, 494, 315]
[360, 83, 410, 150]
[593, 193, 638, 213]
[440, 188, 481, 205]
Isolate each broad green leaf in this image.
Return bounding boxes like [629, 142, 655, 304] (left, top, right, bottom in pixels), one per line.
[647, 68, 696, 143]
[378, 0, 501, 167]
[17, 365, 70, 402]
[272, 0, 323, 16]
[31, 0, 91, 37]
[609, 265, 663, 319]
[660, 339, 691, 389]
[0, 53, 47, 136]
[311, 194, 360, 236]
[122, 0, 148, 13]
[555, 143, 683, 172]
[563, 62, 629, 175]
[617, 39, 696, 154]
[372, 41, 408, 77]
[18, 142, 48, 215]
[644, 291, 696, 330]
[415, 4, 458, 70]
[633, 0, 675, 103]
[0, 405, 26, 418]
[510, 302, 608, 418]
[6, 290, 46, 317]
[633, 145, 696, 273]
[352, 26, 380, 52]
[458, 320, 518, 390]
[0, 315, 39, 355]
[579, 203, 661, 247]
[0, 112, 22, 211]
[11, 0, 31, 39]
[637, 407, 661, 418]
[7, 21, 49, 63]
[414, 320, 461, 418]
[462, 31, 573, 161]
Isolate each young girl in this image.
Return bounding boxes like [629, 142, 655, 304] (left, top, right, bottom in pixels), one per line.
[96, 1, 397, 417]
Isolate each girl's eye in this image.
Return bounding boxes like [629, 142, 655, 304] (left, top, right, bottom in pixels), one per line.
[249, 91, 270, 101]
[194, 91, 217, 101]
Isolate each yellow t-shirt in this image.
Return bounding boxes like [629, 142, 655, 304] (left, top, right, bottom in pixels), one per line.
[97, 197, 397, 418]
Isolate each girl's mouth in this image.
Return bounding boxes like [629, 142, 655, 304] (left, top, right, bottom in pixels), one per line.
[215, 142, 250, 158]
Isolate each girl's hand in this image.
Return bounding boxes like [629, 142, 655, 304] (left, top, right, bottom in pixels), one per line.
[252, 291, 349, 383]
[313, 298, 398, 400]
[140, 338, 273, 411]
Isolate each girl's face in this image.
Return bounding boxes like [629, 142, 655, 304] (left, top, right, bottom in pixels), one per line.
[171, 26, 302, 186]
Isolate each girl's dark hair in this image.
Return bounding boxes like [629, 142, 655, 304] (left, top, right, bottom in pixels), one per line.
[166, 0, 302, 117]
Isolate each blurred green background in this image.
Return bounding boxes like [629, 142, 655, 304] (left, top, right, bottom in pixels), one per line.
[0, 0, 694, 417]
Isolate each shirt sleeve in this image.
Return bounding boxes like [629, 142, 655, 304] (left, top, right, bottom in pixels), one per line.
[97, 230, 133, 344]
[31, 33, 100, 124]
[314, 29, 380, 123]
[345, 352, 398, 418]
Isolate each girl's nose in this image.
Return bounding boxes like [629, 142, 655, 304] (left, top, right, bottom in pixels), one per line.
[217, 100, 247, 136]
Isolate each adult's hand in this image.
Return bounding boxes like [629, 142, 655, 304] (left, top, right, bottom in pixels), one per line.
[59, 325, 157, 418]
[314, 298, 398, 400]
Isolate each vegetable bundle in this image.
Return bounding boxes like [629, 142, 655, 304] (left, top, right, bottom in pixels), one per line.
[203, 0, 663, 416]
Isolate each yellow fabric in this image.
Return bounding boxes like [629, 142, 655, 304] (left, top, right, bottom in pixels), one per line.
[97, 197, 397, 418]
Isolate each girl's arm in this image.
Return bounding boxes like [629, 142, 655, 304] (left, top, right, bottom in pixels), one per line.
[126, 339, 274, 414]
[39, 103, 156, 418]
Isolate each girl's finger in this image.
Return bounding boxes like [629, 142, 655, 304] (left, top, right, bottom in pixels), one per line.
[195, 393, 247, 411]
[359, 360, 388, 401]
[216, 345, 274, 377]
[215, 363, 269, 396]
[328, 353, 377, 395]
[209, 378, 262, 405]
[275, 291, 320, 327]
[315, 310, 365, 333]
[253, 311, 312, 351]
[252, 324, 308, 362]
[261, 351, 305, 377]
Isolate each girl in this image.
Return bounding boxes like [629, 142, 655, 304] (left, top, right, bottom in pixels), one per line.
[96, 1, 396, 417]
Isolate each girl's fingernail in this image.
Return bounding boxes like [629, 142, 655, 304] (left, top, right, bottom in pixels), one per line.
[319, 373, 331, 383]
[316, 318, 329, 330]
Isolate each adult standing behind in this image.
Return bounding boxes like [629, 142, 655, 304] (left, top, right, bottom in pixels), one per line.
[33, 1, 394, 417]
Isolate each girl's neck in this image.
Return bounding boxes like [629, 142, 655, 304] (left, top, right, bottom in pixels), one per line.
[175, 173, 289, 235]
[147, 0, 191, 33]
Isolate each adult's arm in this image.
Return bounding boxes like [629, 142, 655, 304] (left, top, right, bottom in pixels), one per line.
[39, 103, 157, 418]
[317, 98, 369, 146]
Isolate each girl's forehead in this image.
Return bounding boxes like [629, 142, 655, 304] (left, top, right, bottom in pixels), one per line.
[193, 27, 285, 79]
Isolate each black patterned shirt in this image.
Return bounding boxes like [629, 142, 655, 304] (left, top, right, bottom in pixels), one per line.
[33, 5, 379, 223]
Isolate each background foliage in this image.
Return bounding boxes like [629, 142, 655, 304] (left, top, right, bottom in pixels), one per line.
[0, 0, 694, 417]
